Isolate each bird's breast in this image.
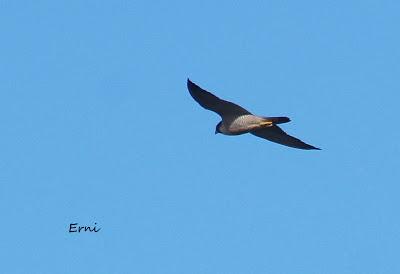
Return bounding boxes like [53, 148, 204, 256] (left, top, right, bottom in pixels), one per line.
[221, 115, 262, 135]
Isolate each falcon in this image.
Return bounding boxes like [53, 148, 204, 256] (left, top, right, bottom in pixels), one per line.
[187, 79, 320, 150]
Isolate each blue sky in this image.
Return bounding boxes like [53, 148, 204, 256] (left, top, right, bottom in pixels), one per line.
[1, 1, 399, 273]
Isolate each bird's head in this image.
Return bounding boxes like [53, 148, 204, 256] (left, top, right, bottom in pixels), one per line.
[215, 121, 222, 134]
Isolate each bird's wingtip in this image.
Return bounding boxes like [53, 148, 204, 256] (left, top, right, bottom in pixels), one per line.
[187, 78, 198, 90]
[304, 144, 321, 150]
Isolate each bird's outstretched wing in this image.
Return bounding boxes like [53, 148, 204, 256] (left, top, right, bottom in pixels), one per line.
[187, 79, 251, 117]
[251, 125, 320, 150]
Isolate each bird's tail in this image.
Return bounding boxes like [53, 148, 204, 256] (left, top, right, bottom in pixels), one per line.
[263, 116, 291, 124]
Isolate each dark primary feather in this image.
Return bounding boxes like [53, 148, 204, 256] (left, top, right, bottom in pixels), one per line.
[251, 126, 320, 150]
[187, 79, 251, 117]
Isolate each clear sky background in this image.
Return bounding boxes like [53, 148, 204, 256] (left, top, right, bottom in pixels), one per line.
[1, 1, 399, 273]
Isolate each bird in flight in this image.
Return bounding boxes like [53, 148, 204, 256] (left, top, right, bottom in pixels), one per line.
[187, 79, 320, 150]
